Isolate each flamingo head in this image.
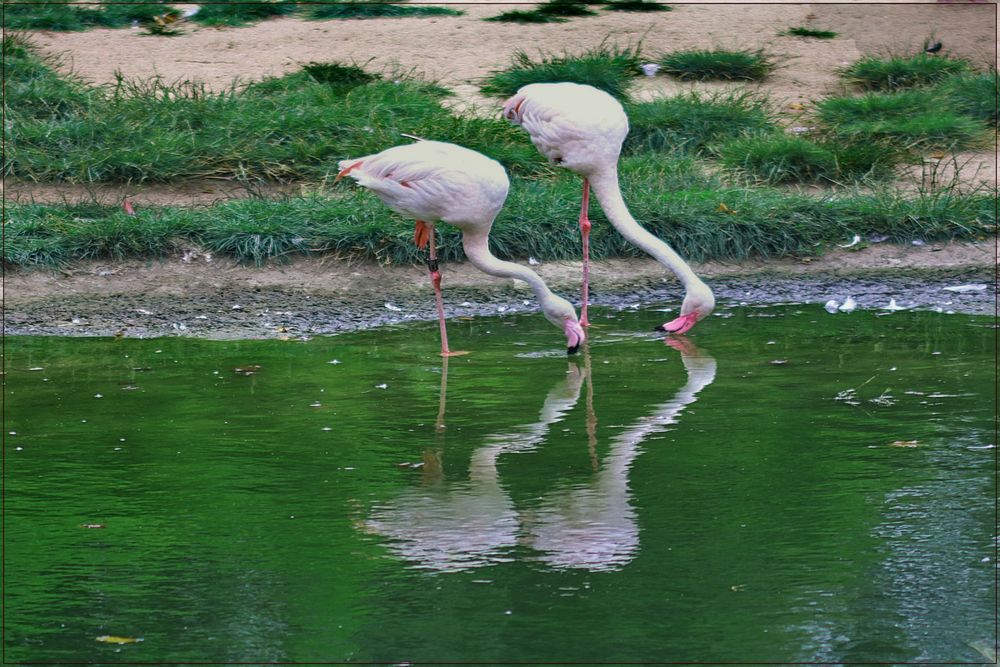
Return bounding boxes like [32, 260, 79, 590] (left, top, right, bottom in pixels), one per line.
[657, 283, 715, 335]
[564, 317, 585, 355]
[501, 93, 527, 125]
[540, 293, 585, 354]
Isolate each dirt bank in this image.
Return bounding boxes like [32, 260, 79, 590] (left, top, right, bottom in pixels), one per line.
[4, 243, 994, 338]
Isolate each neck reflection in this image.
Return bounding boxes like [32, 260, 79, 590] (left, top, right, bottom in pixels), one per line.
[362, 336, 716, 574]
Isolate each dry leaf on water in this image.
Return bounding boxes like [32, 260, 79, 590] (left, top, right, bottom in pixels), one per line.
[96, 635, 143, 644]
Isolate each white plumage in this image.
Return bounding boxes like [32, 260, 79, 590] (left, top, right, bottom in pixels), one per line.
[504, 82, 715, 335]
[339, 140, 585, 353]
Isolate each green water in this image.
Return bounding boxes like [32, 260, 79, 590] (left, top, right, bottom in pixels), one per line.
[5, 306, 996, 663]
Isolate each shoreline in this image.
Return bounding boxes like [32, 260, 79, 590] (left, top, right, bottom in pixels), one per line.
[4, 242, 994, 338]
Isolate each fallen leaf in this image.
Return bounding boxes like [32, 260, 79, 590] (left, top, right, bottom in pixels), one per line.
[81, 523, 105, 529]
[233, 365, 262, 375]
[96, 635, 143, 644]
[787, 102, 807, 110]
[715, 203, 736, 214]
[889, 440, 920, 448]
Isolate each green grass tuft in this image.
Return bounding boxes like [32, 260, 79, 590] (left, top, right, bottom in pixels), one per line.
[3, 1, 103, 31]
[603, 0, 672, 11]
[537, 0, 600, 17]
[3, 34, 93, 119]
[303, 2, 463, 20]
[624, 91, 775, 154]
[481, 44, 643, 100]
[190, 1, 297, 26]
[716, 134, 898, 184]
[301, 62, 381, 91]
[659, 48, 775, 81]
[935, 71, 999, 126]
[783, 26, 837, 39]
[7, 181, 992, 269]
[842, 54, 971, 91]
[484, 9, 566, 23]
[817, 89, 988, 150]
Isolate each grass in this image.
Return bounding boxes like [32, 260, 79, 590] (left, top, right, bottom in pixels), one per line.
[716, 134, 899, 184]
[842, 54, 972, 91]
[301, 2, 463, 20]
[189, 1, 297, 27]
[659, 49, 775, 81]
[6, 177, 992, 268]
[3, 37, 550, 183]
[3, 33, 94, 119]
[537, 1, 600, 17]
[484, 10, 567, 23]
[816, 89, 989, 150]
[623, 91, 775, 154]
[783, 27, 837, 39]
[3, 1, 122, 31]
[3, 0, 461, 29]
[935, 71, 999, 126]
[481, 44, 643, 100]
[603, 1, 672, 11]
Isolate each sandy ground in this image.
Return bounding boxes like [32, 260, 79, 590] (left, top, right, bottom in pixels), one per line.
[5, 2, 997, 205]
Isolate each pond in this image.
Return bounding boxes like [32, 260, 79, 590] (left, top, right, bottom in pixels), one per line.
[5, 305, 995, 663]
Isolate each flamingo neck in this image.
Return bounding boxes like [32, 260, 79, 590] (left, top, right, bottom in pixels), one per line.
[588, 168, 701, 290]
[460, 228, 556, 307]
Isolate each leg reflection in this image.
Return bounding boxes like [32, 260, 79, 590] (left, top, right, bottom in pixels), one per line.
[363, 361, 587, 572]
[521, 335, 717, 572]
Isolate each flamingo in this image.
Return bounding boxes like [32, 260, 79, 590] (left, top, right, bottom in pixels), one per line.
[502, 82, 715, 333]
[337, 140, 585, 355]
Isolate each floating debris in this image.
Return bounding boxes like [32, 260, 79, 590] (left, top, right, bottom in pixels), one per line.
[943, 284, 987, 293]
[838, 297, 857, 313]
[233, 365, 262, 375]
[96, 635, 143, 645]
[384, 303, 402, 312]
[889, 440, 919, 448]
[824, 300, 839, 314]
[328, 359, 342, 365]
[868, 389, 896, 406]
[375, 384, 388, 389]
[81, 523, 105, 529]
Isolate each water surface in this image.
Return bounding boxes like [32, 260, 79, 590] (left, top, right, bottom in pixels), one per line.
[5, 306, 995, 663]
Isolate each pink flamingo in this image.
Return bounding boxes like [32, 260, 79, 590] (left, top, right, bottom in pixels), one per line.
[503, 82, 714, 333]
[338, 140, 585, 355]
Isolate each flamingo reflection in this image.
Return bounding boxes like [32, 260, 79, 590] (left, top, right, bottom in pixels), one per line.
[362, 337, 715, 574]
[521, 336, 716, 572]
[362, 360, 587, 572]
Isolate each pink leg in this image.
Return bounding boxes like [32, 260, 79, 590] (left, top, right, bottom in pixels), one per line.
[580, 178, 592, 327]
[427, 231, 468, 357]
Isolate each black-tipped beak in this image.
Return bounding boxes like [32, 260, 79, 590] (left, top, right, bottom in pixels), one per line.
[567, 344, 580, 356]
[653, 324, 666, 332]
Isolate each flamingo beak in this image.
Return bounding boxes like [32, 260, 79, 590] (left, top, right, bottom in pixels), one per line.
[336, 160, 362, 182]
[656, 312, 700, 335]
[502, 96, 525, 122]
[565, 319, 585, 355]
